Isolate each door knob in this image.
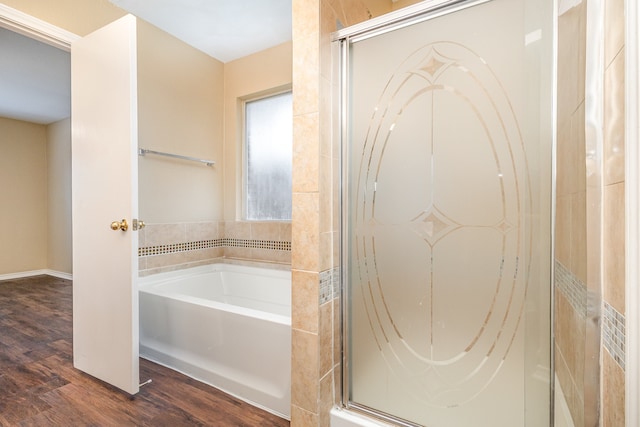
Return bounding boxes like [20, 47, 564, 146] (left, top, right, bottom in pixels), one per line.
[133, 219, 145, 231]
[110, 219, 128, 231]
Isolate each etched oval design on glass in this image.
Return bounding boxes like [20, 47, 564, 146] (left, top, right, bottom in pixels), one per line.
[354, 41, 532, 407]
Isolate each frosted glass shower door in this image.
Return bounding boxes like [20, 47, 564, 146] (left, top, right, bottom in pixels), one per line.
[341, 0, 553, 426]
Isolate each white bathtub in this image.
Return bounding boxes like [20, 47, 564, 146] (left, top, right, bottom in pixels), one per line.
[138, 263, 291, 419]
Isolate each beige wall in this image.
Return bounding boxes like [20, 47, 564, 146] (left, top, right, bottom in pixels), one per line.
[137, 19, 224, 224]
[0, 117, 48, 275]
[139, 41, 293, 273]
[47, 118, 72, 274]
[0, 0, 126, 36]
[0, 117, 72, 276]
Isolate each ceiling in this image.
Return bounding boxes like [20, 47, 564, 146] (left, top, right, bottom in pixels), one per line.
[0, 27, 71, 124]
[111, 0, 292, 63]
[0, 0, 292, 125]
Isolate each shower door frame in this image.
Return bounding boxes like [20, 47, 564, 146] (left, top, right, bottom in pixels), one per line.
[334, 0, 555, 425]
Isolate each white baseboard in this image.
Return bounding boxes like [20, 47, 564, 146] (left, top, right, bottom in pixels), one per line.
[0, 269, 49, 281]
[44, 270, 73, 280]
[0, 269, 72, 281]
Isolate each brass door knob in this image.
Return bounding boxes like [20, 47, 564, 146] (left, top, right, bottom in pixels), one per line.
[110, 219, 128, 231]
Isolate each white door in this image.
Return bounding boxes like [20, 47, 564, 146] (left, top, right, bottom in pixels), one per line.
[71, 14, 140, 395]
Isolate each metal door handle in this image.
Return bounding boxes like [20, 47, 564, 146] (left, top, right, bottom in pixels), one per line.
[110, 219, 128, 231]
[133, 219, 145, 230]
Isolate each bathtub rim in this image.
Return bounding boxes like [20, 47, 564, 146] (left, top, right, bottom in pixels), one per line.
[138, 261, 291, 286]
[139, 258, 291, 278]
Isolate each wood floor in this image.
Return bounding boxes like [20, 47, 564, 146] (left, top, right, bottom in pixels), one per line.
[0, 275, 290, 426]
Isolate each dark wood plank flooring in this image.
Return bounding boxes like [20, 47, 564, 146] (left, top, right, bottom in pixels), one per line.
[0, 275, 290, 426]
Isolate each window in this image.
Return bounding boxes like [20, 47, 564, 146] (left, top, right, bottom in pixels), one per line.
[244, 91, 292, 221]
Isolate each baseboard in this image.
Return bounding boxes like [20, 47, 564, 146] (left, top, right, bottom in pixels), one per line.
[0, 269, 72, 281]
[44, 270, 73, 280]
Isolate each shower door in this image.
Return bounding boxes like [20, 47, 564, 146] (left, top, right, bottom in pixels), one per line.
[339, 0, 554, 426]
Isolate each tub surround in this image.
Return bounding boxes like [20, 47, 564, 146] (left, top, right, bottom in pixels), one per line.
[138, 221, 291, 275]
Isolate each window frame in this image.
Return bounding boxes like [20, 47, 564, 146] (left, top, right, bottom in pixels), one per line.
[241, 88, 293, 222]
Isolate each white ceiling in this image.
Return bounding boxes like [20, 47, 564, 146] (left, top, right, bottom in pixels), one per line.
[111, 0, 292, 63]
[0, 0, 292, 125]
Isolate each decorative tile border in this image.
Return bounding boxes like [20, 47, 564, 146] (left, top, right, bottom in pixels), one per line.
[320, 269, 333, 304]
[603, 301, 626, 371]
[224, 238, 291, 251]
[555, 259, 626, 371]
[139, 239, 222, 256]
[320, 266, 341, 304]
[555, 260, 588, 317]
[332, 267, 340, 299]
[139, 238, 291, 257]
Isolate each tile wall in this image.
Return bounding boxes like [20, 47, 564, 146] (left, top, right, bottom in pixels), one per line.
[556, 0, 627, 426]
[290, 0, 323, 421]
[291, 1, 384, 426]
[555, 2, 589, 425]
[138, 221, 291, 275]
[601, 0, 626, 424]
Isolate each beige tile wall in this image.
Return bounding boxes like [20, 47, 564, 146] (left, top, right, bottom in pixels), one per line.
[555, 2, 589, 425]
[225, 221, 292, 264]
[138, 221, 291, 275]
[554, 286, 586, 426]
[291, 0, 322, 422]
[291, 1, 387, 426]
[603, 350, 625, 427]
[138, 222, 222, 273]
[602, 0, 626, 424]
[556, 0, 627, 425]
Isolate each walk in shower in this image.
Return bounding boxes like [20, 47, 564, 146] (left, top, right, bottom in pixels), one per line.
[337, 0, 554, 425]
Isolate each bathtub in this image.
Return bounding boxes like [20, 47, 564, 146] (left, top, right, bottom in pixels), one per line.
[138, 263, 291, 419]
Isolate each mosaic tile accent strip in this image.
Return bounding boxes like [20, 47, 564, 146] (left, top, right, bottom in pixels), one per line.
[139, 238, 291, 257]
[603, 301, 626, 371]
[320, 269, 333, 304]
[332, 266, 341, 299]
[555, 260, 587, 317]
[319, 267, 341, 304]
[223, 238, 291, 250]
